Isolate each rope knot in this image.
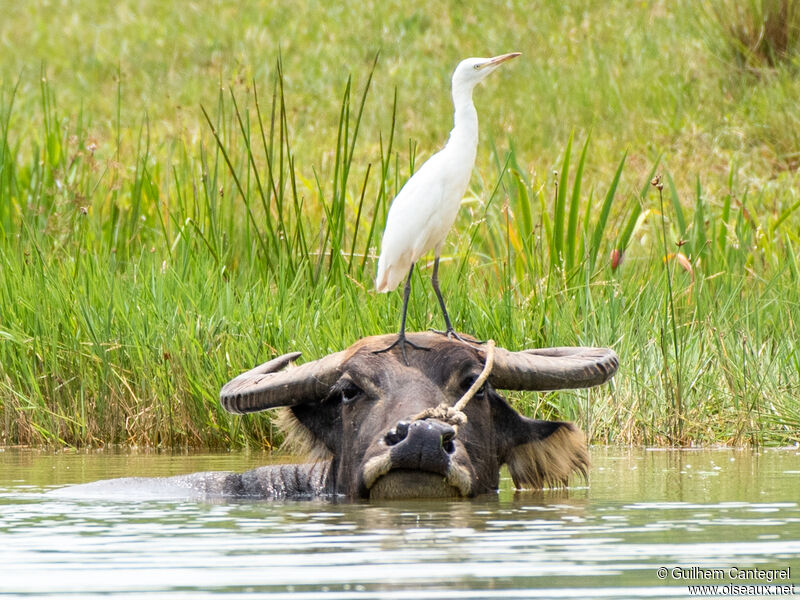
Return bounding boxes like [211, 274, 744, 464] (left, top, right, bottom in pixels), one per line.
[412, 404, 468, 428]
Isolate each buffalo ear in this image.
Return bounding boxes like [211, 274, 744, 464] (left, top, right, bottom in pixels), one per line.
[492, 395, 589, 489]
[505, 419, 589, 489]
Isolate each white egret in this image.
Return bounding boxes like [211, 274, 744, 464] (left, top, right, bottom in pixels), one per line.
[374, 52, 520, 359]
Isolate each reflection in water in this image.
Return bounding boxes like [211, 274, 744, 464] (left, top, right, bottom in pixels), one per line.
[0, 448, 798, 599]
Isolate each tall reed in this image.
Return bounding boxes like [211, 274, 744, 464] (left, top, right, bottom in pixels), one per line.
[0, 61, 798, 449]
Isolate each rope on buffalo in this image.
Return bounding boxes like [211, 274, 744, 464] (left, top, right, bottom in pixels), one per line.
[410, 339, 496, 432]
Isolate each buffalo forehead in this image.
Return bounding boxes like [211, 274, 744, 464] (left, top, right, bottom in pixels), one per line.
[346, 336, 483, 388]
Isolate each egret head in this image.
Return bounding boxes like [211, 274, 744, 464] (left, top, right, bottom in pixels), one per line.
[451, 52, 521, 96]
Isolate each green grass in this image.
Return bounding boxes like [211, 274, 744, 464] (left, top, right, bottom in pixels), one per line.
[1, 0, 799, 448]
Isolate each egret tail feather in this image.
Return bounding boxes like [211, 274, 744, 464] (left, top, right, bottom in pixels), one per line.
[375, 263, 407, 293]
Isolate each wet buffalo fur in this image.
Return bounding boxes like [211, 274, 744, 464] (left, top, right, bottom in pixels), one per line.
[57, 333, 606, 501]
[222, 333, 616, 498]
[272, 335, 592, 495]
[277, 393, 590, 493]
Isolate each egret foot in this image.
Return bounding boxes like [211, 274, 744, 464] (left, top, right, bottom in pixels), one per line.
[373, 333, 430, 365]
[429, 328, 484, 348]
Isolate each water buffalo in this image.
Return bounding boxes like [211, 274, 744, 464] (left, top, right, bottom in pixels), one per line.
[218, 331, 618, 500]
[53, 332, 617, 502]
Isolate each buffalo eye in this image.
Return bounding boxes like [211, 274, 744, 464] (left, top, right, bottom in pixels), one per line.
[459, 373, 484, 393]
[330, 378, 364, 405]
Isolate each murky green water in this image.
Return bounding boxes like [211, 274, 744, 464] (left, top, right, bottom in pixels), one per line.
[1, 448, 798, 599]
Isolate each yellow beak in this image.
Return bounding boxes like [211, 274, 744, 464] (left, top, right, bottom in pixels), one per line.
[476, 52, 521, 70]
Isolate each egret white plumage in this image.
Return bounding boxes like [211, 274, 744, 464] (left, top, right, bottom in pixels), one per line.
[374, 52, 520, 359]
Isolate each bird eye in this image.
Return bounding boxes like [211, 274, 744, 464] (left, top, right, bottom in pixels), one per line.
[473, 64, 480, 70]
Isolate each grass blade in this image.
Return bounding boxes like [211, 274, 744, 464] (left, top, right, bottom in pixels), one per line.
[588, 152, 626, 271]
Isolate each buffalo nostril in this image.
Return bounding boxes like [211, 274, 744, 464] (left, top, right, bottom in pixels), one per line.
[441, 428, 456, 454]
[385, 420, 411, 446]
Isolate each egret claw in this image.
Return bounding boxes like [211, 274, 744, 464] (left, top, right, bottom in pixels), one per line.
[428, 328, 485, 348]
[373, 334, 430, 365]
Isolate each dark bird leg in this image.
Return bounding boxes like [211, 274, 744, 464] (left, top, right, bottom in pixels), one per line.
[431, 255, 456, 334]
[429, 255, 481, 346]
[374, 263, 430, 363]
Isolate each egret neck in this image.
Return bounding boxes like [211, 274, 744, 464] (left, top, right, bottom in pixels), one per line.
[446, 81, 480, 167]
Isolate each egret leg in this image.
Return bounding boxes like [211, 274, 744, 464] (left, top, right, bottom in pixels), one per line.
[374, 263, 430, 363]
[430, 256, 482, 346]
[431, 255, 456, 333]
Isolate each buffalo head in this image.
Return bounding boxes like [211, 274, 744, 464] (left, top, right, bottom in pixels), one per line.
[219, 332, 618, 500]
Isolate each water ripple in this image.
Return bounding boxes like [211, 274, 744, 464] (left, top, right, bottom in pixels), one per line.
[1, 448, 798, 599]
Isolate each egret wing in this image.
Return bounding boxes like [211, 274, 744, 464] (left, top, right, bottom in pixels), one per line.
[375, 153, 449, 291]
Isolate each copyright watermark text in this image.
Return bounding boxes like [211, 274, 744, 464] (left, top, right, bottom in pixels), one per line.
[656, 566, 796, 596]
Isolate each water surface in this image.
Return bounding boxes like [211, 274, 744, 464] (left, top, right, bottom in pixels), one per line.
[1, 448, 798, 599]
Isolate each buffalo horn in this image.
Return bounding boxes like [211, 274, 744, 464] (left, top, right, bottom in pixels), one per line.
[489, 346, 618, 391]
[220, 350, 347, 414]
